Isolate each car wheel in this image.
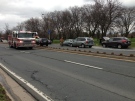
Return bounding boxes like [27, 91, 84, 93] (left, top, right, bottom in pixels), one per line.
[81, 44, 85, 48]
[9, 43, 13, 48]
[117, 44, 122, 49]
[70, 44, 73, 47]
[102, 44, 106, 48]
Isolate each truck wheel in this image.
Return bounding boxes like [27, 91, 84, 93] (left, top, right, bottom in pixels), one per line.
[14, 43, 18, 49]
[9, 44, 13, 48]
[14, 43, 16, 48]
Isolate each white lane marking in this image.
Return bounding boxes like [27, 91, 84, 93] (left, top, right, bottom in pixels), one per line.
[20, 51, 30, 54]
[64, 60, 103, 70]
[0, 63, 53, 101]
[93, 47, 135, 52]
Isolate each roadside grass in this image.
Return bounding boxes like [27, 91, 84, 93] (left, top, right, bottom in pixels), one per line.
[129, 38, 135, 48]
[0, 84, 11, 101]
[53, 40, 60, 44]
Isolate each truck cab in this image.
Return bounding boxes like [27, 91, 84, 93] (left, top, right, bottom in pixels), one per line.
[8, 31, 37, 49]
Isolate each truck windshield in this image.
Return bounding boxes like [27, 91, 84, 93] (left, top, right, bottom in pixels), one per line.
[18, 33, 33, 38]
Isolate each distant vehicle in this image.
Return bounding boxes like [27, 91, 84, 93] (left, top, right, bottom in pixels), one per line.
[48, 39, 52, 44]
[0, 38, 2, 42]
[102, 37, 131, 49]
[36, 38, 48, 46]
[63, 39, 73, 46]
[70, 37, 94, 48]
[100, 37, 110, 44]
[2, 40, 8, 43]
[8, 31, 36, 49]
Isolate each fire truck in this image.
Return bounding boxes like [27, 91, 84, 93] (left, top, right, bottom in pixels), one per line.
[8, 31, 37, 49]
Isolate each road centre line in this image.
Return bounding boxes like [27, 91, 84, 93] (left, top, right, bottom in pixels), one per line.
[45, 49, 135, 63]
[0, 63, 53, 101]
[64, 60, 103, 70]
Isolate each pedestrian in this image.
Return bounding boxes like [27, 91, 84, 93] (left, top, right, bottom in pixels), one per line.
[60, 37, 64, 46]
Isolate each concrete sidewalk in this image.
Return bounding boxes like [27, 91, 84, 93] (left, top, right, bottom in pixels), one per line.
[0, 68, 36, 101]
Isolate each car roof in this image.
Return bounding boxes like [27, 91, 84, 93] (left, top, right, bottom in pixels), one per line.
[112, 37, 127, 38]
[77, 37, 90, 38]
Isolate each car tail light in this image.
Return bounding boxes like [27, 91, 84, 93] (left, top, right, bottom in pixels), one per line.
[86, 41, 89, 43]
[121, 40, 127, 43]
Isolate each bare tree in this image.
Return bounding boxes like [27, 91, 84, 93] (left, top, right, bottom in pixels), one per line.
[25, 18, 41, 33]
[12, 22, 25, 31]
[82, 3, 102, 37]
[42, 11, 64, 39]
[117, 7, 135, 37]
[69, 6, 83, 37]
[4, 23, 11, 39]
[94, 0, 121, 37]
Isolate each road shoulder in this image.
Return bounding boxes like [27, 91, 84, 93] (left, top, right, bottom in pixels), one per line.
[0, 68, 36, 101]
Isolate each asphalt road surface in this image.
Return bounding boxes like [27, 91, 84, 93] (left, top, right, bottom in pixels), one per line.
[49, 44, 135, 56]
[0, 44, 135, 101]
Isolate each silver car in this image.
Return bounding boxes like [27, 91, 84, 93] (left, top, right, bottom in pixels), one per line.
[63, 39, 73, 46]
[70, 37, 94, 48]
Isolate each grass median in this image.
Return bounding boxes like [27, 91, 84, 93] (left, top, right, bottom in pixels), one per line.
[0, 84, 11, 101]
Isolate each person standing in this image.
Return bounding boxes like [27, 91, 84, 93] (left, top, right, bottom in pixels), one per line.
[60, 37, 64, 46]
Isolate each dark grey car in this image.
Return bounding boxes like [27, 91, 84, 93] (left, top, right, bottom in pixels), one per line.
[70, 37, 94, 48]
[102, 37, 131, 49]
[36, 38, 48, 46]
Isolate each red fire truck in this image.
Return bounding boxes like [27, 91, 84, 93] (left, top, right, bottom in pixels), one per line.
[8, 31, 37, 49]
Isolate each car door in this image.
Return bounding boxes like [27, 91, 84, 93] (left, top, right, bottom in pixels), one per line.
[107, 38, 113, 47]
[76, 38, 82, 46]
[63, 39, 68, 45]
[112, 38, 120, 47]
[72, 38, 77, 46]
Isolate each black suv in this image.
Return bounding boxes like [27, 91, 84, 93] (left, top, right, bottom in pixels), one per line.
[36, 38, 48, 46]
[102, 37, 131, 49]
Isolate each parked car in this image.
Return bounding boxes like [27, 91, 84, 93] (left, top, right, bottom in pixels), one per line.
[36, 38, 48, 46]
[70, 37, 94, 48]
[102, 37, 131, 49]
[63, 39, 73, 46]
[100, 37, 110, 44]
[48, 39, 52, 44]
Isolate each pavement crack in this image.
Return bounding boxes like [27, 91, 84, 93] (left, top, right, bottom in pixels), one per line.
[31, 70, 49, 88]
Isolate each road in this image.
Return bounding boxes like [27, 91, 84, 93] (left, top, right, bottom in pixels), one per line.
[0, 44, 135, 101]
[49, 44, 135, 56]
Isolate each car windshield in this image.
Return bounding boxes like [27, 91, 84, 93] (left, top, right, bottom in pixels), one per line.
[87, 38, 93, 41]
[123, 37, 129, 40]
[18, 33, 33, 38]
[69, 39, 73, 41]
[42, 38, 48, 41]
[103, 37, 110, 40]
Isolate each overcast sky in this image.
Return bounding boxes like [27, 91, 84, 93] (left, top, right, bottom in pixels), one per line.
[0, 0, 135, 31]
